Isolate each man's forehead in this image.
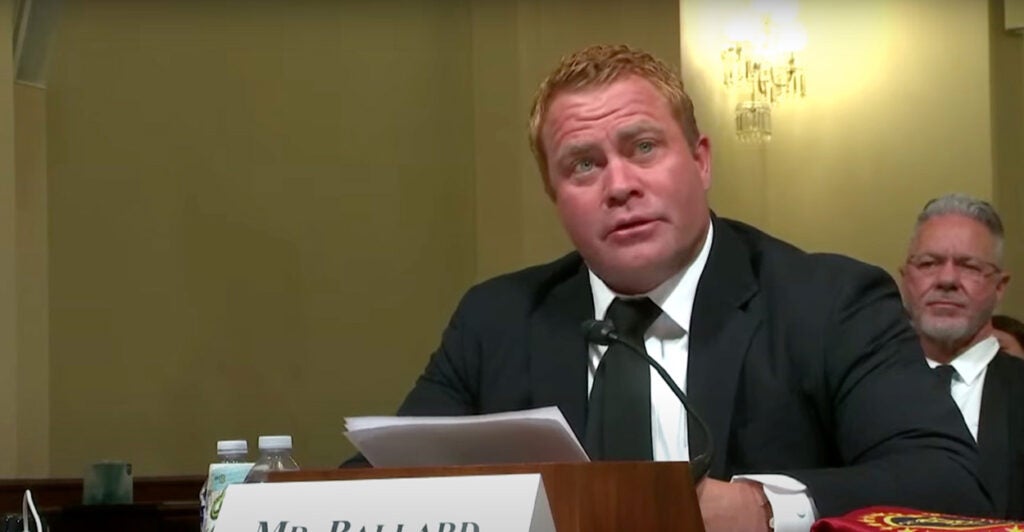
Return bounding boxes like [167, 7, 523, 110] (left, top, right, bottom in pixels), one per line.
[917, 214, 991, 239]
[558, 120, 663, 143]
[912, 215, 997, 253]
[546, 75, 664, 110]
[541, 77, 672, 143]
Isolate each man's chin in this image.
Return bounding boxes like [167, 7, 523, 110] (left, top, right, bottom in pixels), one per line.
[919, 319, 972, 345]
[592, 261, 666, 294]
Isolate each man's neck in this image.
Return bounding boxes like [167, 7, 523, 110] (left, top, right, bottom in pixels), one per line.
[922, 340, 967, 365]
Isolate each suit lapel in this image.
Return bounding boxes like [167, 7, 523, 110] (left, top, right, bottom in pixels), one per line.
[978, 353, 1011, 517]
[688, 217, 760, 478]
[528, 261, 593, 442]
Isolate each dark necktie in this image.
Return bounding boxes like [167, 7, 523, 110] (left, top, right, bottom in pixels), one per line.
[933, 364, 957, 389]
[585, 297, 663, 460]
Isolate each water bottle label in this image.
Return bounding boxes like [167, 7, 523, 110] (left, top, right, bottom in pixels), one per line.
[203, 462, 255, 532]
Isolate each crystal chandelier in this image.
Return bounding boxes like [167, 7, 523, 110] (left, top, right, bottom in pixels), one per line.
[721, 12, 807, 143]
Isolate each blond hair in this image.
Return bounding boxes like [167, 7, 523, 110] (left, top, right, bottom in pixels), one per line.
[528, 44, 701, 197]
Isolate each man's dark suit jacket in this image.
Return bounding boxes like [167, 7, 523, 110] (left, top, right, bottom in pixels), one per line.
[979, 352, 1024, 519]
[394, 216, 990, 517]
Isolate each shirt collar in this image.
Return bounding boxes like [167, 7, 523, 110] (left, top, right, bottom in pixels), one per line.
[589, 219, 714, 337]
[925, 336, 1000, 386]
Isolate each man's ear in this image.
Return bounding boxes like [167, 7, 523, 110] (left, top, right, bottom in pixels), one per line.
[995, 270, 1011, 304]
[897, 265, 910, 301]
[692, 136, 712, 191]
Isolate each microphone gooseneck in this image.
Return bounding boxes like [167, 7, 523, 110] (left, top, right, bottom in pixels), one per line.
[581, 319, 616, 346]
[581, 319, 714, 481]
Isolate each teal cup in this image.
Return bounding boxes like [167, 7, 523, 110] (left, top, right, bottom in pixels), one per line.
[82, 461, 133, 505]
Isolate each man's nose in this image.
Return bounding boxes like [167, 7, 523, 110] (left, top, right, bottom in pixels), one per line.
[934, 260, 962, 287]
[604, 158, 641, 206]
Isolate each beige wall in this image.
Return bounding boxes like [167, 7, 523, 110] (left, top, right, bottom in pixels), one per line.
[990, 0, 1024, 315]
[1008, 0, 1024, 29]
[0, 0, 18, 477]
[15, 82, 50, 477]
[46, 0, 479, 475]
[681, 0, 1002, 289]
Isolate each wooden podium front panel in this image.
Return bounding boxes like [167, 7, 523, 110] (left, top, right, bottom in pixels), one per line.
[275, 462, 703, 532]
[0, 476, 205, 531]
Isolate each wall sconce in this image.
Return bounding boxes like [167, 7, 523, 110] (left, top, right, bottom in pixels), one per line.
[721, 12, 807, 142]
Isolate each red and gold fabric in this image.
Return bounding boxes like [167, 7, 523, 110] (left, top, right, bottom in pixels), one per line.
[813, 506, 1024, 532]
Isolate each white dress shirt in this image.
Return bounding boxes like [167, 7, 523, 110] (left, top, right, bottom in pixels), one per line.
[586, 221, 816, 531]
[926, 336, 1000, 441]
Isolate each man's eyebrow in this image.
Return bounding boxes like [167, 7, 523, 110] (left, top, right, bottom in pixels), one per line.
[550, 122, 664, 161]
[615, 122, 663, 142]
[552, 141, 596, 162]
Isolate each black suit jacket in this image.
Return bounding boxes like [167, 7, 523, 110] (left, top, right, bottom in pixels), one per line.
[394, 216, 990, 517]
[979, 352, 1024, 519]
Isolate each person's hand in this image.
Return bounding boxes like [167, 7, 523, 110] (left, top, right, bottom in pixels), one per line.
[696, 478, 772, 532]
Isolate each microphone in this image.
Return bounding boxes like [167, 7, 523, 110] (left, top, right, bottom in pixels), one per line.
[582, 318, 714, 481]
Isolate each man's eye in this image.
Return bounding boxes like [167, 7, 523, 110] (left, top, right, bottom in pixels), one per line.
[636, 140, 655, 154]
[961, 261, 984, 273]
[573, 159, 595, 173]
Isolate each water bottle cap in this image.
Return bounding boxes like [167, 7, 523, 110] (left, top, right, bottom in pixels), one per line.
[217, 440, 248, 454]
[258, 435, 293, 450]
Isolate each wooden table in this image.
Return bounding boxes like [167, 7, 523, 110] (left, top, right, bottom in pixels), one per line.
[0, 476, 204, 531]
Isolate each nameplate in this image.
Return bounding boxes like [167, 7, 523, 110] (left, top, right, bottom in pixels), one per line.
[214, 473, 555, 532]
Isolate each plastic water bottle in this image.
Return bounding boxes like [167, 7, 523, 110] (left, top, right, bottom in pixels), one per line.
[244, 435, 300, 483]
[215, 439, 250, 463]
[200, 440, 249, 529]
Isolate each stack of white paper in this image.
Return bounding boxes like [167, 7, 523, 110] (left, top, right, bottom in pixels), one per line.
[344, 406, 590, 467]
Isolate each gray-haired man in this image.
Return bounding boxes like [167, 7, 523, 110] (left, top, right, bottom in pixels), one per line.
[899, 193, 1024, 519]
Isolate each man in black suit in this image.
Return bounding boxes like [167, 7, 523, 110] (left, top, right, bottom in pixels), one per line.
[390, 45, 989, 530]
[899, 193, 1024, 519]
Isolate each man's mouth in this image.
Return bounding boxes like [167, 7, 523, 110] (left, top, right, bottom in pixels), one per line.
[608, 217, 657, 237]
[925, 300, 966, 313]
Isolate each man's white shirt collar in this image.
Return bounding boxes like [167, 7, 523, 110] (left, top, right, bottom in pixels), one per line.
[926, 335, 1000, 385]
